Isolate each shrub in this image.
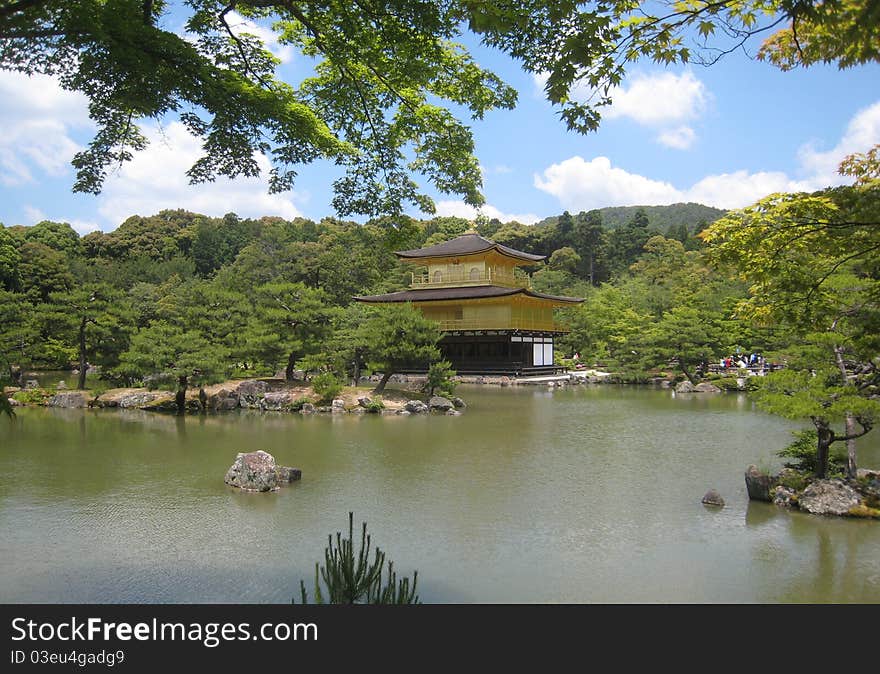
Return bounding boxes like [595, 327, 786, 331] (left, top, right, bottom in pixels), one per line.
[777, 429, 846, 475]
[311, 372, 343, 402]
[423, 360, 456, 398]
[364, 400, 385, 413]
[12, 389, 48, 404]
[295, 513, 419, 604]
[289, 397, 313, 411]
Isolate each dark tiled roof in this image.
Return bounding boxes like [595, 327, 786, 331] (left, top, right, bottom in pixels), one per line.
[354, 285, 582, 304]
[395, 233, 545, 262]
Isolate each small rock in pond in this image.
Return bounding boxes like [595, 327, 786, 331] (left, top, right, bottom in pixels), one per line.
[701, 489, 725, 507]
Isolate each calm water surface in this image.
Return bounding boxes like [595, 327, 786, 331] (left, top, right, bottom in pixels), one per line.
[1, 386, 878, 603]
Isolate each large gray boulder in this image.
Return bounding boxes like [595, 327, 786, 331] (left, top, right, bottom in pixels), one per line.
[331, 398, 346, 414]
[428, 396, 454, 412]
[224, 450, 301, 492]
[798, 479, 861, 516]
[694, 382, 721, 393]
[47, 392, 87, 408]
[452, 397, 467, 409]
[745, 464, 774, 502]
[675, 380, 694, 393]
[405, 400, 429, 414]
[261, 392, 292, 411]
[236, 380, 268, 408]
[207, 388, 239, 411]
[117, 392, 158, 408]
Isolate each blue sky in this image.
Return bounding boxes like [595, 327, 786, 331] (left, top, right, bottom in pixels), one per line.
[1, 9, 878, 234]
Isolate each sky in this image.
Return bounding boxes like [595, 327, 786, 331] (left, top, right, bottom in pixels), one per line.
[1, 8, 879, 234]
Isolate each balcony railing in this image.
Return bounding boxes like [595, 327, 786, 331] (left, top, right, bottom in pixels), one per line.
[435, 318, 566, 332]
[410, 268, 529, 289]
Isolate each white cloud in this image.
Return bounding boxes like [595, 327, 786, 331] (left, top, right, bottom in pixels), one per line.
[534, 99, 880, 212]
[17, 205, 100, 235]
[433, 200, 540, 225]
[534, 156, 682, 211]
[797, 101, 880, 187]
[224, 11, 294, 64]
[656, 126, 696, 150]
[22, 206, 46, 223]
[533, 156, 814, 211]
[97, 121, 303, 227]
[0, 72, 91, 186]
[533, 70, 707, 150]
[604, 71, 708, 126]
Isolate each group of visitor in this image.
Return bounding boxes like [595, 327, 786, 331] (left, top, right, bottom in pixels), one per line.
[719, 352, 768, 371]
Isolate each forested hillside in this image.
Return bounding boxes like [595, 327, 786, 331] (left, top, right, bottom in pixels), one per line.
[535, 203, 726, 232]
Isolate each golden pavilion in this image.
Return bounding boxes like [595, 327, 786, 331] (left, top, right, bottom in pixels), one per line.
[355, 233, 583, 375]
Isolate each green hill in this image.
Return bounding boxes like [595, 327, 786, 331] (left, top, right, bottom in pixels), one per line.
[535, 202, 727, 232]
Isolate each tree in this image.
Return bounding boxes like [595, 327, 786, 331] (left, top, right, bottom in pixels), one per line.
[117, 321, 230, 413]
[42, 284, 130, 389]
[473, 1, 880, 134]
[4, 2, 878, 218]
[296, 513, 419, 604]
[423, 360, 456, 398]
[606, 210, 655, 276]
[636, 304, 720, 384]
[358, 303, 440, 392]
[17, 241, 73, 302]
[703, 147, 880, 477]
[754, 367, 876, 479]
[19, 220, 81, 257]
[0, 225, 21, 291]
[572, 210, 608, 285]
[244, 282, 336, 380]
[2, 0, 519, 216]
[0, 290, 35, 384]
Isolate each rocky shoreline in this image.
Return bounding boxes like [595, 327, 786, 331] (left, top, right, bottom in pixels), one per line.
[4, 378, 467, 416]
[745, 464, 880, 519]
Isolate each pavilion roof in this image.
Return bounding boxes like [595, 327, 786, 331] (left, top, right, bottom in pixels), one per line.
[395, 233, 545, 263]
[354, 285, 582, 304]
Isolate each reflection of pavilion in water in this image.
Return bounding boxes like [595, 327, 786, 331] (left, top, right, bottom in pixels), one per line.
[355, 233, 583, 375]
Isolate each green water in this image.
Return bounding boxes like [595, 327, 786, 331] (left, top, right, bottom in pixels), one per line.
[1, 386, 878, 603]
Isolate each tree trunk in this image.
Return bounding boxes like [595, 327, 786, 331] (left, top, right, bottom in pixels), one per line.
[285, 351, 298, 381]
[843, 414, 858, 479]
[77, 316, 88, 390]
[815, 421, 833, 479]
[832, 344, 858, 479]
[373, 370, 393, 393]
[176, 375, 188, 415]
[198, 387, 207, 413]
[679, 358, 696, 385]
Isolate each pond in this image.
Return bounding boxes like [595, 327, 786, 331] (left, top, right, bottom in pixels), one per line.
[1, 385, 878, 603]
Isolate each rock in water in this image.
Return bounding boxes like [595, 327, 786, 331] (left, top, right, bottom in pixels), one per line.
[428, 396, 454, 412]
[405, 400, 429, 414]
[798, 479, 861, 516]
[693, 382, 721, 393]
[772, 486, 798, 508]
[745, 465, 774, 502]
[675, 380, 694, 393]
[701, 489, 725, 507]
[225, 450, 279, 492]
[276, 466, 302, 484]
